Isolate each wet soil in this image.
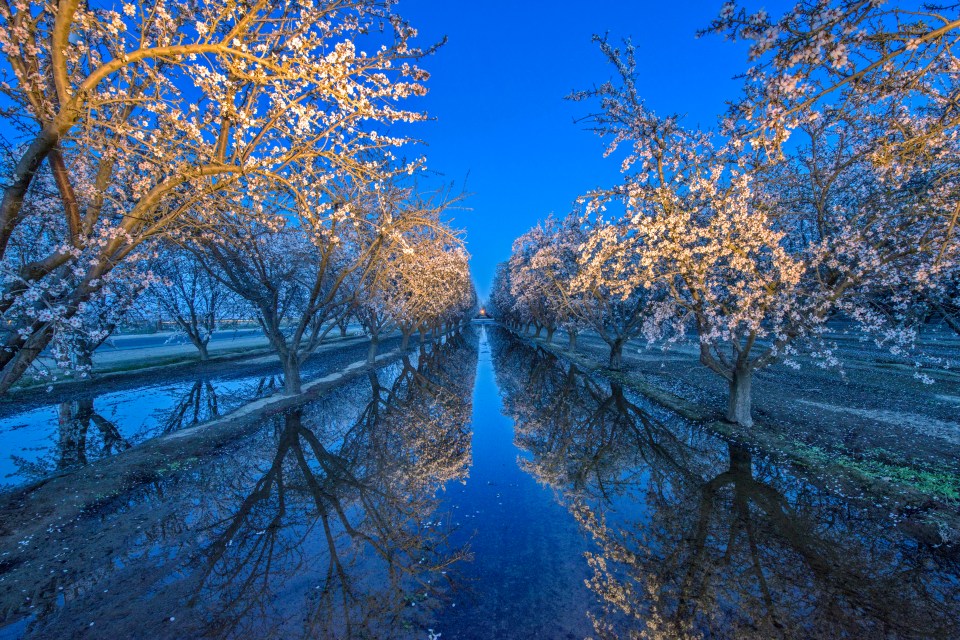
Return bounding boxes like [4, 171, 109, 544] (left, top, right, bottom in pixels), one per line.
[2, 334, 386, 415]
[523, 327, 960, 536]
[0, 325, 957, 639]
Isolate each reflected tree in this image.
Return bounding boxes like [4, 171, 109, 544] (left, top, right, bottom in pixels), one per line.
[10, 397, 131, 480]
[157, 373, 285, 435]
[55, 398, 130, 469]
[577, 442, 960, 640]
[159, 379, 220, 434]
[181, 330, 478, 637]
[492, 330, 960, 639]
[0, 329, 479, 639]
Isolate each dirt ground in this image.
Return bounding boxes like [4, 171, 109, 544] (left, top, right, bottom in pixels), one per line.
[1, 333, 392, 417]
[525, 326, 960, 534]
[0, 340, 415, 535]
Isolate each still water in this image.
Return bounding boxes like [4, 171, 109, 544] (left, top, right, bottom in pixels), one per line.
[0, 325, 957, 638]
[0, 337, 396, 488]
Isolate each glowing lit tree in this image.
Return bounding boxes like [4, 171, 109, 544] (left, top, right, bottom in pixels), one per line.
[451, 278, 480, 330]
[193, 185, 377, 395]
[569, 37, 959, 426]
[570, 208, 658, 370]
[0, 0, 434, 392]
[703, 1, 960, 341]
[704, 1, 960, 163]
[488, 262, 517, 329]
[390, 223, 471, 349]
[508, 223, 566, 341]
[354, 184, 471, 360]
[501, 210, 655, 367]
[501, 214, 586, 349]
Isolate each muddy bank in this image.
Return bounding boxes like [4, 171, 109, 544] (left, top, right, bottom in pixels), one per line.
[0, 348, 408, 541]
[0, 331, 479, 639]
[3, 333, 376, 409]
[510, 326, 960, 541]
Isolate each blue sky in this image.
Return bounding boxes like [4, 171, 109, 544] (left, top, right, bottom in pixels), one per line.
[397, 1, 769, 300]
[0, 1, 772, 301]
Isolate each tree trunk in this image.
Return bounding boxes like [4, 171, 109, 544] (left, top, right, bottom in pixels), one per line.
[726, 365, 753, 427]
[568, 330, 578, 351]
[367, 336, 379, 365]
[608, 340, 624, 370]
[74, 336, 95, 372]
[401, 331, 411, 350]
[187, 333, 210, 361]
[940, 307, 960, 336]
[0, 323, 55, 394]
[545, 327, 555, 344]
[282, 356, 302, 395]
[534, 324, 542, 338]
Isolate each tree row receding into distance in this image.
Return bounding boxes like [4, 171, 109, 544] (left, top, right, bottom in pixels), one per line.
[0, 0, 478, 395]
[491, 1, 960, 428]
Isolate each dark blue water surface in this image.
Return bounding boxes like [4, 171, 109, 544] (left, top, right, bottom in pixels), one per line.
[0, 336, 396, 488]
[0, 324, 957, 639]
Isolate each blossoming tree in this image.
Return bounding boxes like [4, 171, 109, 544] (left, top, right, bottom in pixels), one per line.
[353, 184, 471, 361]
[566, 36, 959, 426]
[508, 222, 566, 342]
[0, 0, 434, 392]
[148, 243, 244, 361]
[704, 0, 960, 163]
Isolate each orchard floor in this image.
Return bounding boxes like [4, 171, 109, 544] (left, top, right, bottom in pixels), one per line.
[0, 324, 957, 639]
[525, 326, 960, 539]
[9, 329, 366, 396]
[0, 333, 400, 490]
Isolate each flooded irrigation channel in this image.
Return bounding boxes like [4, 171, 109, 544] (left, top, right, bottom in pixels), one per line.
[0, 324, 957, 638]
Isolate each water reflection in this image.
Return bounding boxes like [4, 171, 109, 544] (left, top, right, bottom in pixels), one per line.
[0, 338, 398, 489]
[0, 332, 477, 639]
[5, 328, 956, 638]
[491, 331, 960, 639]
[161, 378, 222, 433]
[3, 374, 287, 485]
[55, 399, 131, 470]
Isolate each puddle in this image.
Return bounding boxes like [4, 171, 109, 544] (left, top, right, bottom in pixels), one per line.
[0, 326, 956, 638]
